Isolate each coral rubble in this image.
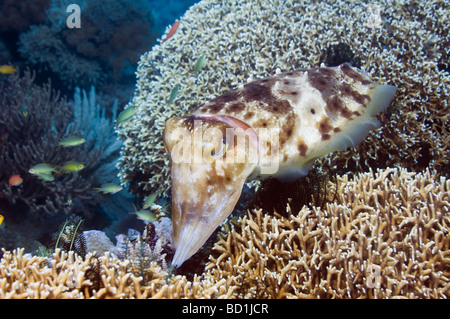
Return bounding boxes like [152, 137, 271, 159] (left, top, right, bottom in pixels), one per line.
[1, 168, 448, 298]
[116, 0, 449, 198]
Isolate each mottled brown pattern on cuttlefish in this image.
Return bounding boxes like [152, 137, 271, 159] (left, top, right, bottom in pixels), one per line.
[168, 64, 398, 268]
[274, 77, 302, 105]
[239, 78, 299, 151]
[307, 66, 373, 120]
[317, 116, 334, 141]
[243, 81, 292, 115]
[339, 63, 372, 85]
[196, 89, 243, 114]
[339, 82, 371, 106]
[326, 95, 353, 119]
[297, 138, 308, 157]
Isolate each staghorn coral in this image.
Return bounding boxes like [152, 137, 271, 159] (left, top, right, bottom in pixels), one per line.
[116, 0, 449, 199]
[0, 70, 101, 219]
[1, 168, 448, 298]
[0, 248, 232, 299]
[205, 168, 450, 298]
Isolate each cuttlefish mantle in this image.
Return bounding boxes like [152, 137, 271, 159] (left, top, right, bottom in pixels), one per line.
[163, 63, 397, 267]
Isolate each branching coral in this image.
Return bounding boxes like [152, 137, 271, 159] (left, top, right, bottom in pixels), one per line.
[18, 25, 104, 88]
[0, 248, 232, 299]
[1, 168, 448, 299]
[116, 0, 449, 198]
[205, 168, 450, 298]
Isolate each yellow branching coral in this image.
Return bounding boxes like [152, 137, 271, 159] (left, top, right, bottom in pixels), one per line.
[0, 248, 232, 299]
[1, 168, 448, 298]
[204, 168, 450, 298]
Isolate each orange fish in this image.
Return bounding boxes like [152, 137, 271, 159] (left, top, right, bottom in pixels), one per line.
[8, 174, 23, 188]
[0, 65, 16, 74]
[163, 20, 179, 42]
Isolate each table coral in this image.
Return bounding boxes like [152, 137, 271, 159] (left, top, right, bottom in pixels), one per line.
[116, 0, 449, 199]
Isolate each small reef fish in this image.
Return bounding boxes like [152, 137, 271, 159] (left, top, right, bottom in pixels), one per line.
[0, 215, 3, 227]
[134, 210, 157, 222]
[20, 105, 28, 117]
[168, 85, 180, 105]
[115, 105, 138, 125]
[64, 195, 73, 206]
[164, 63, 397, 267]
[57, 136, 86, 147]
[95, 183, 122, 194]
[130, 204, 157, 222]
[35, 172, 54, 182]
[0, 65, 16, 74]
[60, 161, 84, 173]
[194, 55, 206, 73]
[29, 163, 57, 175]
[143, 193, 158, 209]
[8, 174, 23, 188]
[163, 20, 179, 42]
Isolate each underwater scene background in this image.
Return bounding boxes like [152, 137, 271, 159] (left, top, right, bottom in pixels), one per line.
[0, 0, 449, 299]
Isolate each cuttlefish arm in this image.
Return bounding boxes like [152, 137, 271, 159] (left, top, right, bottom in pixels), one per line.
[164, 63, 397, 267]
[164, 115, 259, 266]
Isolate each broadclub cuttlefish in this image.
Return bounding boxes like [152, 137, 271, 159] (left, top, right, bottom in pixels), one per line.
[164, 63, 397, 267]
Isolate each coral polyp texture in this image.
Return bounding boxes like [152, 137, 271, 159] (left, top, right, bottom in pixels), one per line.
[206, 168, 450, 298]
[1, 168, 449, 298]
[116, 0, 449, 198]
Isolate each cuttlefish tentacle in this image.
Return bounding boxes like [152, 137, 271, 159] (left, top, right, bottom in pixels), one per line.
[164, 63, 397, 267]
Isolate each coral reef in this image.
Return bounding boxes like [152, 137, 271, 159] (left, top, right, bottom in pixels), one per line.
[84, 230, 116, 257]
[19, 25, 104, 88]
[116, 0, 449, 199]
[0, 70, 127, 250]
[0, 0, 51, 32]
[18, 0, 155, 87]
[0, 70, 99, 219]
[1, 168, 448, 298]
[206, 168, 450, 298]
[0, 248, 232, 299]
[53, 217, 87, 258]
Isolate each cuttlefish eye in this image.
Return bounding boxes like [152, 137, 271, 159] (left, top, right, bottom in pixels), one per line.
[210, 138, 228, 160]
